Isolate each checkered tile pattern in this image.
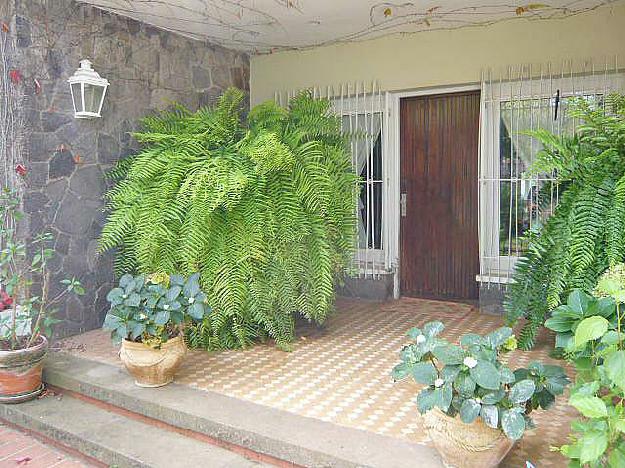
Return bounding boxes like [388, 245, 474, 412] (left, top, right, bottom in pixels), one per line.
[59, 298, 576, 467]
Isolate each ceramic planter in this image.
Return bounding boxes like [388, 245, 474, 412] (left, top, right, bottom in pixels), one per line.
[0, 336, 47, 404]
[423, 409, 515, 468]
[119, 335, 186, 387]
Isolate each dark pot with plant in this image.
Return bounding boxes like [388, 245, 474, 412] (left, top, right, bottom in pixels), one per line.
[0, 189, 84, 403]
[392, 321, 570, 468]
[103, 272, 210, 387]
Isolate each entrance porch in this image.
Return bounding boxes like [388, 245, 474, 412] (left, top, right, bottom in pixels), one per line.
[53, 298, 574, 467]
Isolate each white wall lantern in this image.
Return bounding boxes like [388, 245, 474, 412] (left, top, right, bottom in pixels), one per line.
[68, 59, 109, 119]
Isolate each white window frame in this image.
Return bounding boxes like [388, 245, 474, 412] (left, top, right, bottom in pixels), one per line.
[333, 92, 387, 276]
[478, 71, 625, 284]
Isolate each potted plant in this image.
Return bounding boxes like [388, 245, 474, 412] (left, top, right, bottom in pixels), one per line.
[392, 321, 569, 468]
[103, 272, 210, 387]
[0, 188, 84, 403]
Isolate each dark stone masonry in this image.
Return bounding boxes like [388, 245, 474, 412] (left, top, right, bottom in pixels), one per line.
[0, 0, 250, 337]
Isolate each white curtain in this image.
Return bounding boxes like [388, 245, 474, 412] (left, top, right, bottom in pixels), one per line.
[342, 113, 382, 247]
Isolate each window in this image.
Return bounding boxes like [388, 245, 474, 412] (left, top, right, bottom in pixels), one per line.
[334, 86, 386, 277]
[479, 69, 624, 283]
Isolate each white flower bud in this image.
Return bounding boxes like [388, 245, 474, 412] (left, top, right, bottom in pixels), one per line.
[163, 304, 170, 310]
[463, 356, 478, 369]
[188, 297, 195, 304]
[416, 335, 426, 344]
[434, 378, 444, 388]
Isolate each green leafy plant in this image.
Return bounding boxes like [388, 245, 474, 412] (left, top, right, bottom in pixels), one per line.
[392, 321, 569, 440]
[98, 88, 357, 350]
[0, 188, 83, 350]
[556, 264, 625, 466]
[545, 289, 617, 355]
[103, 272, 210, 348]
[506, 94, 625, 349]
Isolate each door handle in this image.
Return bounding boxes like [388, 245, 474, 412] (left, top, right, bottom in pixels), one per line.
[400, 193, 407, 217]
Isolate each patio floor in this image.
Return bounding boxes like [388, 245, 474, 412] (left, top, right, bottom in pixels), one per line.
[58, 298, 575, 467]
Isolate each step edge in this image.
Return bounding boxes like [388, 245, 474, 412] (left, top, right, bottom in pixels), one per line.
[44, 352, 443, 468]
[0, 402, 150, 468]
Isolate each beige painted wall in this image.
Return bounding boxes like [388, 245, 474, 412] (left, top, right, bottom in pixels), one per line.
[250, 3, 625, 104]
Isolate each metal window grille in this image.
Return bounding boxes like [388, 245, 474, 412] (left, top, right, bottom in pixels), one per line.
[478, 57, 625, 286]
[274, 81, 388, 278]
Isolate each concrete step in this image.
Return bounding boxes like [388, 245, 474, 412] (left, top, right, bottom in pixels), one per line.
[42, 352, 444, 468]
[0, 392, 270, 468]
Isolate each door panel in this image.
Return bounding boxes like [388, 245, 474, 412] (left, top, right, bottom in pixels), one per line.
[400, 91, 480, 300]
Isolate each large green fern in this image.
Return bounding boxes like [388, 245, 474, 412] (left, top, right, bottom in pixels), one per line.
[506, 94, 625, 349]
[99, 88, 358, 350]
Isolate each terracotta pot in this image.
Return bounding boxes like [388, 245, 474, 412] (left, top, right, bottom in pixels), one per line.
[0, 336, 47, 404]
[119, 335, 186, 387]
[423, 409, 515, 468]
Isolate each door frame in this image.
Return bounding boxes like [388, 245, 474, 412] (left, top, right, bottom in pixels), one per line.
[387, 84, 481, 298]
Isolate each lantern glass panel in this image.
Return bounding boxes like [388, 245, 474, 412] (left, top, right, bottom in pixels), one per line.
[84, 83, 104, 114]
[70, 83, 82, 112]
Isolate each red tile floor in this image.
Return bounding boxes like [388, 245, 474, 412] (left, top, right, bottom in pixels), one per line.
[0, 423, 95, 468]
[60, 297, 576, 467]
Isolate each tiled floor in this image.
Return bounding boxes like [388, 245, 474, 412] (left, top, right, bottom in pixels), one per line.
[0, 423, 95, 468]
[60, 298, 576, 467]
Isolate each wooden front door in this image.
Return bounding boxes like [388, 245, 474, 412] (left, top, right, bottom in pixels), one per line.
[400, 91, 480, 300]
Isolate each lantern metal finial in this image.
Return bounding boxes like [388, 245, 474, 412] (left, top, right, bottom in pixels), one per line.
[68, 59, 109, 119]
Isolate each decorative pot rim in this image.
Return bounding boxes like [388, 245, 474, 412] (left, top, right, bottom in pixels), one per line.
[0, 335, 48, 357]
[122, 334, 185, 351]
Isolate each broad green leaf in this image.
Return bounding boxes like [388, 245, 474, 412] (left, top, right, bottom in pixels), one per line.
[407, 327, 422, 340]
[601, 330, 623, 345]
[499, 366, 516, 384]
[594, 297, 616, 318]
[569, 289, 591, 314]
[124, 293, 141, 307]
[417, 387, 437, 413]
[604, 350, 625, 390]
[424, 321, 444, 338]
[130, 321, 146, 340]
[535, 389, 555, 409]
[460, 333, 482, 347]
[501, 409, 525, 440]
[484, 327, 513, 348]
[480, 404, 498, 429]
[569, 394, 608, 418]
[154, 310, 170, 326]
[555, 332, 573, 349]
[454, 373, 476, 397]
[579, 430, 608, 464]
[106, 288, 124, 304]
[432, 344, 464, 365]
[441, 365, 460, 381]
[119, 274, 134, 288]
[608, 445, 625, 467]
[469, 360, 501, 390]
[166, 285, 182, 302]
[481, 389, 505, 405]
[392, 362, 412, 380]
[434, 383, 453, 411]
[188, 302, 206, 320]
[412, 362, 437, 385]
[545, 315, 575, 333]
[613, 419, 625, 433]
[460, 399, 481, 424]
[509, 379, 536, 404]
[574, 316, 609, 348]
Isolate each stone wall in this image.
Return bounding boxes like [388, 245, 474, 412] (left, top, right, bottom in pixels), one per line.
[0, 0, 249, 337]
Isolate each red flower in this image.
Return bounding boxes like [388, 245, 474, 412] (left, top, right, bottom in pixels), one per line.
[15, 164, 27, 176]
[0, 290, 13, 310]
[9, 69, 22, 85]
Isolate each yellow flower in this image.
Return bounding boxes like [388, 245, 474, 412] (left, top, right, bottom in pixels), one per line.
[503, 335, 518, 351]
[147, 272, 170, 287]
